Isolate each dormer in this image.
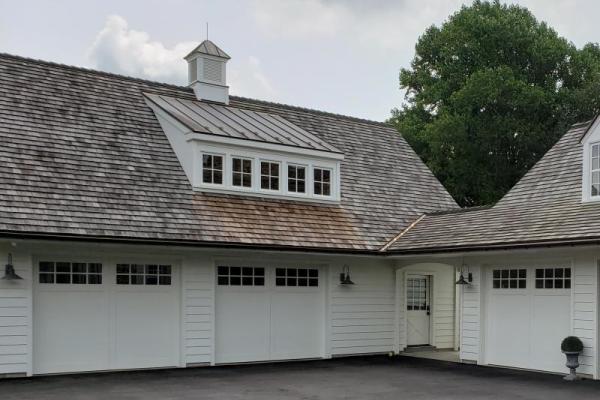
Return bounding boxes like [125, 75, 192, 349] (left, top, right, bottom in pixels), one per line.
[184, 40, 230, 104]
[144, 94, 343, 203]
[580, 116, 600, 202]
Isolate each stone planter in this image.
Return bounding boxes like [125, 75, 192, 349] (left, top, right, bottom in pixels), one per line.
[563, 351, 580, 381]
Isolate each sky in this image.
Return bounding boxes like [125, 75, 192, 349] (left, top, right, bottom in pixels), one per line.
[0, 0, 598, 121]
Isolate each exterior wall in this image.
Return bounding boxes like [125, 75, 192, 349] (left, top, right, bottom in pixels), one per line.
[328, 259, 396, 356]
[0, 245, 32, 376]
[0, 239, 397, 376]
[395, 262, 457, 351]
[458, 265, 481, 363]
[181, 256, 214, 366]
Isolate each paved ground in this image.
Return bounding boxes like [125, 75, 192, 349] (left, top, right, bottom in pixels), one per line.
[1, 356, 599, 400]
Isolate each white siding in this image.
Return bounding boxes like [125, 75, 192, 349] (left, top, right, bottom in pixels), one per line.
[396, 263, 456, 350]
[460, 265, 481, 362]
[329, 261, 396, 355]
[181, 257, 214, 366]
[572, 255, 598, 376]
[0, 250, 32, 376]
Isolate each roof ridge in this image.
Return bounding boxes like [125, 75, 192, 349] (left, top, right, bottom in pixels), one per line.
[0, 52, 192, 92]
[0, 52, 392, 128]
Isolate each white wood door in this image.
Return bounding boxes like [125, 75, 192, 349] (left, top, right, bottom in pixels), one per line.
[215, 265, 324, 363]
[33, 260, 180, 374]
[485, 266, 571, 373]
[407, 275, 431, 346]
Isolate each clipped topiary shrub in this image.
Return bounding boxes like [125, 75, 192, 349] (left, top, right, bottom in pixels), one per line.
[561, 336, 584, 353]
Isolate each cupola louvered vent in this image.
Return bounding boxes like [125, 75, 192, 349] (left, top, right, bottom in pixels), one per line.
[203, 59, 223, 83]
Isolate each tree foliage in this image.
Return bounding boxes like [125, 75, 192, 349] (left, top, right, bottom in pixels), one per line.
[391, 0, 600, 206]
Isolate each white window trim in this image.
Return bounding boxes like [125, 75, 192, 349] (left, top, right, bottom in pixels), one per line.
[286, 163, 308, 196]
[194, 142, 341, 203]
[312, 166, 334, 199]
[590, 143, 600, 200]
[259, 160, 282, 194]
[200, 152, 225, 187]
[230, 155, 254, 191]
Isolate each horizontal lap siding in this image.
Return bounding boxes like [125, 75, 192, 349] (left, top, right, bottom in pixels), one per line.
[182, 259, 213, 365]
[0, 251, 31, 375]
[460, 266, 480, 362]
[572, 258, 597, 376]
[329, 263, 395, 355]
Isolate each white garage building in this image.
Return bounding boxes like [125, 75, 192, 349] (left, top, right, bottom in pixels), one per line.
[0, 42, 599, 380]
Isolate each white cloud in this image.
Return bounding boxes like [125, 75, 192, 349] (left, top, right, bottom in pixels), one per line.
[229, 56, 277, 100]
[87, 15, 277, 99]
[87, 15, 195, 84]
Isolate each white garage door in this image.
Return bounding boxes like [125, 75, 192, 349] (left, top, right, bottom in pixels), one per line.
[485, 266, 571, 373]
[33, 260, 180, 374]
[215, 265, 325, 363]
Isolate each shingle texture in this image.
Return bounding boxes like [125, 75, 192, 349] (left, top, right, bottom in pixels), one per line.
[185, 40, 230, 59]
[145, 93, 341, 153]
[0, 53, 457, 251]
[389, 121, 600, 253]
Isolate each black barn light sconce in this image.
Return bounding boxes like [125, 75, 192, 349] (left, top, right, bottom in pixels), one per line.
[2, 253, 22, 280]
[456, 260, 472, 285]
[339, 264, 354, 285]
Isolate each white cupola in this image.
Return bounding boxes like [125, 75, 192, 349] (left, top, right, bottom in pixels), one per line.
[184, 40, 230, 104]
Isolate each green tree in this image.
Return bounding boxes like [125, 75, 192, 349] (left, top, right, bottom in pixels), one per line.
[392, 0, 600, 206]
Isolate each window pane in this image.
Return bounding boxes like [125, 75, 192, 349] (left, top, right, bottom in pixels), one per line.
[243, 160, 252, 173]
[72, 274, 86, 284]
[254, 277, 265, 286]
[203, 154, 212, 168]
[56, 274, 70, 284]
[159, 276, 171, 285]
[261, 162, 269, 175]
[255, 268, 265, 276]
[131, 275, 144, 285]
[297, 180, 305, 193]
[56, 262, 71, 273]
[203, 169, 212, 183]
[39, 262, 54, 273]
[72, 263, 87, 273]
[218, 276, 229, 285]
[323, 169, 331, 182]
[88, 263, 102, 273]
[323, 183, 331, 196]
[232, 173, 241, 186]
[243, 174, 251, 187]
[146, 265, 158, 275]
[271, 163, 279, 176]
[159, 265, 171, 275]
[218, 266, 229, 275]
[272, 178, 279, 190]
[213, 171, 223, 184]
[297, 167, 305, 180]
[314, 169, 322, 181]
[146, 275, 158, 285]
[213, 156, 223, 169]
[233, 158, 241, 171]
[39, 273, 54, 284]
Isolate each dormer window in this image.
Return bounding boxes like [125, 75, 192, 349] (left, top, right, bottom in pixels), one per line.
[202, 154, 223, 185]
[591, 143, 600, 197]
[287, 165, 306, 194]
[261, 161, 280, 191]
[313, 167, 331, 196]
[232, 157, 252, 188]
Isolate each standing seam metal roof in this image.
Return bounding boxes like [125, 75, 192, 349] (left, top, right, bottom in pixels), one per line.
[145, 93, 342, 153]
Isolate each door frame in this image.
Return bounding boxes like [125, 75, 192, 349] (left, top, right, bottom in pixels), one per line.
[404, 272, 435, 347]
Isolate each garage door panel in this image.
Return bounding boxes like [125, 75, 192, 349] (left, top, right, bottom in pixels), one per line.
[216, 290, 270, 363]
[531, 295, 570, 373]
[34, 291, 111, 374]
[113, 291, 179, 369]
[270, 291, 323, 360]
[487, 294, 530, 369]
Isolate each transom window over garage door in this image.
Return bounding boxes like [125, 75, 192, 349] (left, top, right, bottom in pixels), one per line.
[275, 268, 319, 287]
[217, 266, 265, 286]
[116, 264, 172, 285]
[492, 268, 527, 289]
[535, 267, 571, 289]
[39, 261, 102, 284]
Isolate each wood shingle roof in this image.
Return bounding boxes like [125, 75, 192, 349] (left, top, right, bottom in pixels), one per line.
[0, 53, 457, 252]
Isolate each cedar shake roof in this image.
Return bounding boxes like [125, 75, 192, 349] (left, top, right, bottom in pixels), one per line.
[388, 121, 600, 253]
[0, 53, 457, 252]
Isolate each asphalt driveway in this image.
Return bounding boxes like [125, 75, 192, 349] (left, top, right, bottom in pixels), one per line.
[1, 356, 599, 400]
